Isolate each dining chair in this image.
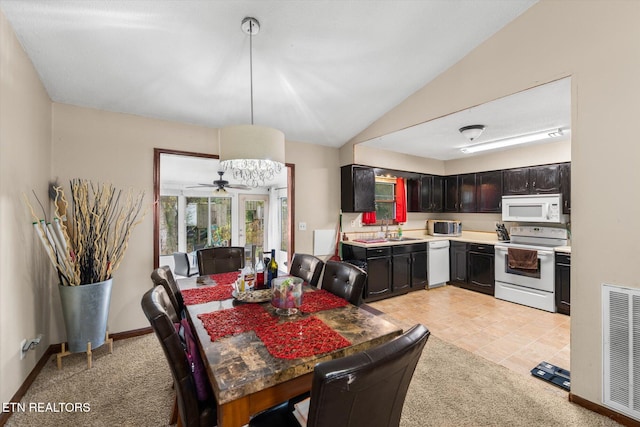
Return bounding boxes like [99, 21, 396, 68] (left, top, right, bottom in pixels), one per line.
[150, 266, 184, 321]
[173, 252, 198, 277]
[320, 260, 367, 306]
[196, 246, 244, 275]
[141, 285, 217, 427]
[250, 324, 430, 427]
[289, 253, 324, 287]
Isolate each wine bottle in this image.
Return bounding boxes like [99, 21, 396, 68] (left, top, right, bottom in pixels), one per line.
[267, 249, 278, 287]
[255, 250, 265, 289]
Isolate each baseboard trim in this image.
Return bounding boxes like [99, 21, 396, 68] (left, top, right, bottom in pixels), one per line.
[569, 393, 640, 427]
[0, 327, 153, 427]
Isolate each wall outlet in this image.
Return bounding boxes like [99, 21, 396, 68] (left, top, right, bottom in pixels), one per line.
[298, 222, 307, 231]
[350, 220, 357, 227]
[20, 339, 27, 360]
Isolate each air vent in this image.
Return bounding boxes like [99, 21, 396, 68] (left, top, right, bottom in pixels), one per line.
[603, 284, 640, 420]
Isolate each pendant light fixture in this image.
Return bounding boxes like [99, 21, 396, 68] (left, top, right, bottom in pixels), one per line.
[219, 17, 285, 188]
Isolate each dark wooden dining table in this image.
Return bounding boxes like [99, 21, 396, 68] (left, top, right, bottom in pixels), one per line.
[177, 273, 403, 427]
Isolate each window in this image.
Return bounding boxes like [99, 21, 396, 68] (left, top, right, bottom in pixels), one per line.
[375, 177, 396, 223]
[186, 197, 231, 251]
[159, 196, 178, 256]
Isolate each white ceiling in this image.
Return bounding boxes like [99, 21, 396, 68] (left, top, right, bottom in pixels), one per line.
[0, 0, 538, 151]
[361, 77, 572, 160]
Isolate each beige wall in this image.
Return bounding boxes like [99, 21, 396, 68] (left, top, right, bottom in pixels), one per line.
[349, 0, 640, 409]
[51, 103, 341, 336]
[0, 10, 52, 404]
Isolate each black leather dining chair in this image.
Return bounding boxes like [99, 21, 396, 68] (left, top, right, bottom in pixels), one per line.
[320, 260, 367, 306]
[150, 266, 184, 321]
[173, 252, 198, 277]
[289, 253, 324, 287]
[197, 246, 244, 275]
[141, 286, 216, 427]
[250, 324, 430, 427]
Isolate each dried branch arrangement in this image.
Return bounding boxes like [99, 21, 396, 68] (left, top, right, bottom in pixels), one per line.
[25, 179, 146, 286]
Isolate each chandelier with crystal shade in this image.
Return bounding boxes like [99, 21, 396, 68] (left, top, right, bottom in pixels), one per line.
[219, 124, 285, 187]
[219, 17, 285, 188]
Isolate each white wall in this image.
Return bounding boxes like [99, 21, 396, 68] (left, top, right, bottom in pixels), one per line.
[0, 10, 52, 404]
[347, 0, 640, 410]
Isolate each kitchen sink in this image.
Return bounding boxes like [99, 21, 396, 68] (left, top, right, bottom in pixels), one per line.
[386, 237, 420, 242]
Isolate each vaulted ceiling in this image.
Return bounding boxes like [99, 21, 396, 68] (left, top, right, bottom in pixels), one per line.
[0, 0, 539, 155]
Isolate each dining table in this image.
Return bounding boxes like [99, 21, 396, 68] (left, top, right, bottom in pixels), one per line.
[177, 272, 403, 427]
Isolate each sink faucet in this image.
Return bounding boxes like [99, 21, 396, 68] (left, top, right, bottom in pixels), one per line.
[384, 219, 390, 238]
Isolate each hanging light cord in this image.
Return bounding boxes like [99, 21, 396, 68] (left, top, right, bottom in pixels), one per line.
[249, 19, 254, 125]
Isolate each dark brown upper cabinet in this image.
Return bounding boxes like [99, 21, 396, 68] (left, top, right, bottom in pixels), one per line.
[444, 174, 476, 212]
[477, 170, 503, 213]
[503, 167, 531, 195]
[421, 175, 443, 212]
[503, 163, 561, 196]
[341, 165, 375, 212]
[530, 164, 561, 194]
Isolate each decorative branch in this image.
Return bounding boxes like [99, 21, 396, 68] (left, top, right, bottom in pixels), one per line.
[25, 180, 146, 286]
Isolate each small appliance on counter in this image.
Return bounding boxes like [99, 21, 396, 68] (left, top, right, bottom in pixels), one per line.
[427, 219, 462, 236]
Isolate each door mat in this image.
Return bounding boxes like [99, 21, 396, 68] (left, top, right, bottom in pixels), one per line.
[531, 361, 570, 391]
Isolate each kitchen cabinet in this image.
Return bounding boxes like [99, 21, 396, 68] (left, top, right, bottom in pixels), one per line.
[406, 175, 443, 212]
[392, 247, 411, 294]
[444, 174, 476, 212]
[340, 165, 375, 212]
[420, 175, 444, 212]
[342, 245, 392, 302]
[467, 243, 495, 296]
[392, 243, 427, 294]
[530, 164, 561, 194]
[503, 164, 561, 196]
[560, 162, 571, 214]
[406, 178, 421, 212]
[449, 241, 468, 285]
[555, 252, 571, 315]
[449, 242, 494, 296]
[477, 170, 503, 213]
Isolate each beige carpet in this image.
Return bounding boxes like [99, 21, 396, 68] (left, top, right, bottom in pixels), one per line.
[7, 326, 621, 426]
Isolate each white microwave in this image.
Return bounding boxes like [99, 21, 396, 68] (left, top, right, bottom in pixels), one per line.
[501, 194, 563, 223]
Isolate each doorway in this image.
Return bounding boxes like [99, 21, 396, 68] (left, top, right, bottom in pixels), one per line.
[153, 149, 294, 270]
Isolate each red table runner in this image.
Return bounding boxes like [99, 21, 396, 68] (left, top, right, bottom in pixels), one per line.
[255, 316, 352, 359]
[299, 289, 349, 313]
[197, 304, 351, 359]
[182, 272, 239, 305]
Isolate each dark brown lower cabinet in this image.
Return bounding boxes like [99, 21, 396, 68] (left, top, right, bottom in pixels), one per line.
[467, 244, 495, 296]
[450, 242, 494, 296]
[555, 252, 571, 315]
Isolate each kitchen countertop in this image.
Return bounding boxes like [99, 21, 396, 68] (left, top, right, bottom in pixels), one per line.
[342, 230, 572, 252]
[342, 230, 501, 248]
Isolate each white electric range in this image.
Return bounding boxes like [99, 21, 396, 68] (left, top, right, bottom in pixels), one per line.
[494, 226, 569, 312]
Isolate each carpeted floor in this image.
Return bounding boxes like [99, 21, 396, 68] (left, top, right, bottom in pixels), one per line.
[7, 319, 621, 427]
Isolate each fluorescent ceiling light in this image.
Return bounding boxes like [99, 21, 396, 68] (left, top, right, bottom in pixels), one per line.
[460, 128, 567, 154]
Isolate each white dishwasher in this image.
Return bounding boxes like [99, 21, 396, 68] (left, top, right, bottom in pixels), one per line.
[427, 240, 450, 288]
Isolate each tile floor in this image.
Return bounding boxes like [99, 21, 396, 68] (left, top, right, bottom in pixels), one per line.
[369, 285, 570, 393]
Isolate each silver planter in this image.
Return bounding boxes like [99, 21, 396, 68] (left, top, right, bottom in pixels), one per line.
[58, 279, 113, 353]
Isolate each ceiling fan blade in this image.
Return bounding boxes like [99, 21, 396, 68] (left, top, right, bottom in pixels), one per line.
[226, 184, 251, 189]
[185, 184, 217, 188]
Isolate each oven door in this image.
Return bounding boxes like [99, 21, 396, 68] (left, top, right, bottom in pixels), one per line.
[495, 246, 555, 292]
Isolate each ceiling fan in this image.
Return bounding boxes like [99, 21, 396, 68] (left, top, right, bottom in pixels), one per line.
[189, 171, 250, 191]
